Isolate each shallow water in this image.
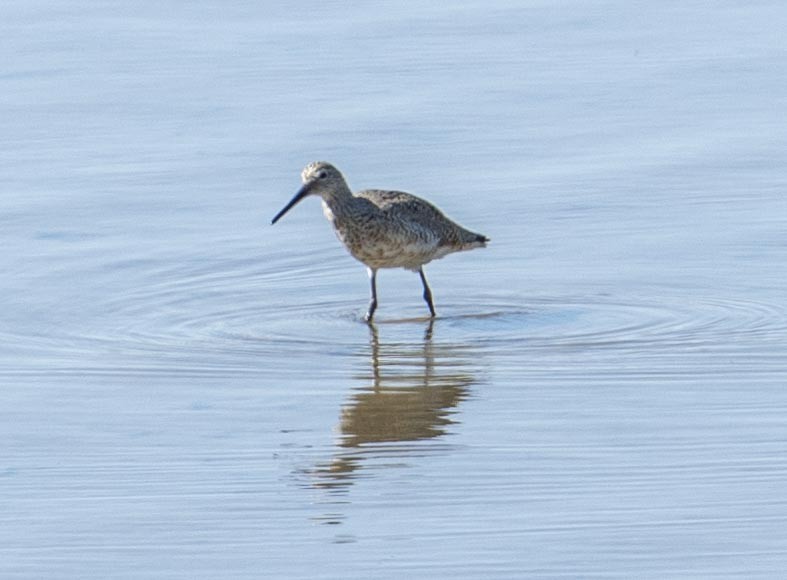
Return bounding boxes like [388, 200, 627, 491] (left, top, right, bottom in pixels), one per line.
[2, 1, 787, 578]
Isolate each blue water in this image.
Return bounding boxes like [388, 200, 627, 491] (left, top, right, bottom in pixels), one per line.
[2, 1, 786, 578]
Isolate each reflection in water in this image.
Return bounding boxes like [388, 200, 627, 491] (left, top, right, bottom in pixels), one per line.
[311, 321, 477, 494]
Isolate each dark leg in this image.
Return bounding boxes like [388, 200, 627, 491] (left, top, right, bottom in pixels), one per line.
[418, 267, 436, 318]
[365, 267, 378, 322]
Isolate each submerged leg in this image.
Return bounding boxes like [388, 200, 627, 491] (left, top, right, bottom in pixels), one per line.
[418, 267, 436, 318]
[365, 267, 378, 322]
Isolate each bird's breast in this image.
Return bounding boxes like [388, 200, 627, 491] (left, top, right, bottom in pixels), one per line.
[321, 204, 446, 270]
[321, 201, 336, 224]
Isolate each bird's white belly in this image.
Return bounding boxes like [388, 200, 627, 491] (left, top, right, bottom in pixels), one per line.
[324, 202, 447, 270]
[358, 242, 433, 270]
[337, 227, 438, 271]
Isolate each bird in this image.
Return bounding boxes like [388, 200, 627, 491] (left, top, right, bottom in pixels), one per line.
[271, 162, 489, 322]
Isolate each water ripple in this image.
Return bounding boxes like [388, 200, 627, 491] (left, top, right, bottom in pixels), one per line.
[3, 252, 785, 379]
[444, 292, 787, 350]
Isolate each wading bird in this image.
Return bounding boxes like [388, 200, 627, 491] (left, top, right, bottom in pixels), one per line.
[272, 162, 488, 321]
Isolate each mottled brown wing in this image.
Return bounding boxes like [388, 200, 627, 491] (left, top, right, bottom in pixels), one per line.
[358, 189, 487, 248]
[359, 189, 451, 238]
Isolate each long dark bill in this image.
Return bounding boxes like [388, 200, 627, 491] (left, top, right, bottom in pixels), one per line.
[271, 182, 314, 225]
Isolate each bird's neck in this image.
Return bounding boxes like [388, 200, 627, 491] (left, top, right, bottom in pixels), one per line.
[321, 185, 358, 220]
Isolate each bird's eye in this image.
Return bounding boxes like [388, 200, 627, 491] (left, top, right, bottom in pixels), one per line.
[317, 171, 328, 180]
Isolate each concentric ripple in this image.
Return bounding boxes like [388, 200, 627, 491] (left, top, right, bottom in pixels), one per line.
[441, 292, 787, 349]
[4, 248, 786, 380]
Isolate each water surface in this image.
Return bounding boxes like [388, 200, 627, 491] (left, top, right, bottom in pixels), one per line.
[2, 1, 786, 578]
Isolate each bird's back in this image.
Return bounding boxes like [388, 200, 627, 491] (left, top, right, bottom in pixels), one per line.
[357, 189, 488, 251]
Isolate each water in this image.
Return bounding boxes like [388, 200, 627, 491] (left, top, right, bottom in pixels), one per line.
[2, 1, 786, 577]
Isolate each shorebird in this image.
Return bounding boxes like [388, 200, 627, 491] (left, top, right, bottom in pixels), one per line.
[271, 162, 489, 321]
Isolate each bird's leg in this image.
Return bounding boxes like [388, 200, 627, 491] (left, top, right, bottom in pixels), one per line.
[365, 267, 378, 322]
[418, 267, 436, 318]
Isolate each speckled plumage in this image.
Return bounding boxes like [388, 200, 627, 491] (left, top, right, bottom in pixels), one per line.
[272, 161, 489, 321]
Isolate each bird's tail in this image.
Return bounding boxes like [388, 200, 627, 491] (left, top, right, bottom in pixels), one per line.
[460, 231, 489, 250]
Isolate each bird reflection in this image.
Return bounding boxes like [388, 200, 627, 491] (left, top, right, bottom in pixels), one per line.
[311, 320, 476, 492]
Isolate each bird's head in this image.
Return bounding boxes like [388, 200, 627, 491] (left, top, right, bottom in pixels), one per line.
[271, 161, 347, 224]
